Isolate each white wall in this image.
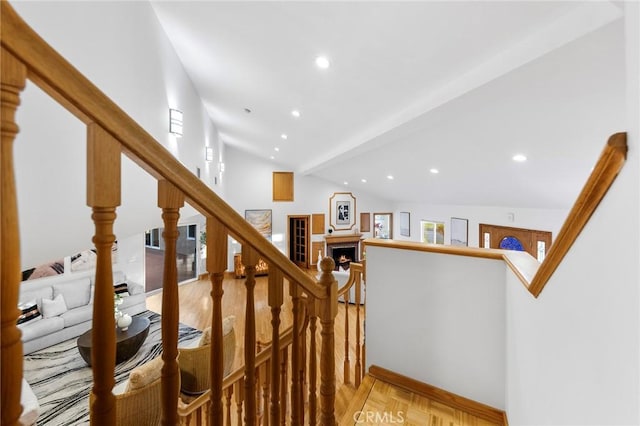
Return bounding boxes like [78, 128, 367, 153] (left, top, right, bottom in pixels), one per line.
[391, 202, 567, 247]
[504, 4, 640, 425]
[11, 1, 223, 271]
[366, 245, 507, 409]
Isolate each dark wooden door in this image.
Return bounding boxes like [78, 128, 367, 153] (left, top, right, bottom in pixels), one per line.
[288, 216, 309, 268]
[479, 223, 552, 261]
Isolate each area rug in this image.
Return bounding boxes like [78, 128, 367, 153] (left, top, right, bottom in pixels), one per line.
[23, 310, 201, 425]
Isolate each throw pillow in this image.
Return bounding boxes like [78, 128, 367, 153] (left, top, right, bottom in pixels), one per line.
[41, 294, 68, 318]
[113, 282, 129, 296]
[126, 356, 164, 392]
[53, 278, 91, 309]
[199, 315, 236, 347]
[17, 301, 41, 325]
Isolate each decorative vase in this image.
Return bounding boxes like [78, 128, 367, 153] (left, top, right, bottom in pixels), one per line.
[117, 313, 132, 331]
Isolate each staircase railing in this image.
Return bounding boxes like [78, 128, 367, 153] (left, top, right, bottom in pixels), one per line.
[1, 2, 338, 425]
[176, 263, 366, 425]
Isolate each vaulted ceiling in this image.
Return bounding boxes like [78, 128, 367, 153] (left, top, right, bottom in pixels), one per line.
[150, 1, 626, 209]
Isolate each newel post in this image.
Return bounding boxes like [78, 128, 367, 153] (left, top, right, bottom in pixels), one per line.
[87, 124, 121, 425]
[318, 257, 338, 425]
[1, 47, 27, 426]
[158, 180, 184, 426]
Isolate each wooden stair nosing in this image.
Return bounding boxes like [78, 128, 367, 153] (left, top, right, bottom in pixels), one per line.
[339, 374, 376, 425]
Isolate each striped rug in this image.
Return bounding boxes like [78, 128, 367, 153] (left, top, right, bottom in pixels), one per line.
[23, 311, 201, 425]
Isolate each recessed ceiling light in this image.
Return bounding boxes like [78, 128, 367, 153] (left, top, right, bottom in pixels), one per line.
[281, 134, 288, 140]
[343, 181, 348, 185]
[270, 155, 275, 160]
[387, 175, 394, 180]
[315, 56, 330, 69]
[430, 168, 439, 174]
[361, 179, 367, 183]
[274, 147, 280, 152]
[291, 110, 301, 118]
[513, 154, 527, 162]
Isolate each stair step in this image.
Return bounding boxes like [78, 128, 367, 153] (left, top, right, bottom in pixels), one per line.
[339, 375, 375, 425]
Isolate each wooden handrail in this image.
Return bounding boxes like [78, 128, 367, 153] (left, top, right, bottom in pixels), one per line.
[0, 1, 323, 300]
[365, 132, 627, 298]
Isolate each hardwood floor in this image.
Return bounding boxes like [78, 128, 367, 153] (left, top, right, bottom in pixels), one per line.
[146, 270, 501, 425]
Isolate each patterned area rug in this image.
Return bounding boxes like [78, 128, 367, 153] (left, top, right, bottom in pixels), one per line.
[23, 311, 201, 425]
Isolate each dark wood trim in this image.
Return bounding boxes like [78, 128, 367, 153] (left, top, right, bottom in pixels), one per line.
[368, 365, 506, 425]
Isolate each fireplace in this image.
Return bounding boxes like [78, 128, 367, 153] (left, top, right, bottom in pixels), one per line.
[325, 234, 363, 271]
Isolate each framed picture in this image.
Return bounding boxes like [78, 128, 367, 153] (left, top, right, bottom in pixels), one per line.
[373, 213, 393, 239]
[329, 192, 356, 231]
[245, 209, 272, 241]
[420, 220, 445, 244]
[451, 217, 469, 246]
[360, 212, 371, 233]
[399, 212, 410, 237]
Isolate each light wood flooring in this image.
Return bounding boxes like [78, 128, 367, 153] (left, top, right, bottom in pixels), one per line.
[146, 270, 501, 425]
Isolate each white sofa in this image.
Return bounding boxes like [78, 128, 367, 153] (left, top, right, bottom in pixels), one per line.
[18, 271, 146, 355]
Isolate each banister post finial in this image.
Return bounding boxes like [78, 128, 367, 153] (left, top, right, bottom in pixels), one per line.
[319, 256, 336, 278]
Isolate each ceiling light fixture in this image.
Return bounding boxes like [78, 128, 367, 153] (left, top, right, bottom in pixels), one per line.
[361, 179, 367, 183]
[281, 134, 288, 140]
[315, 56, 330, 69]
[270, 155, 275, 160]
[291, 109, 301, 118]
[343, 181, 348, 185]
[274, 147, 280, 152]
[513, 154, 527, 162]
[387, 175, 394, 180]
[430, 168, 439, 174]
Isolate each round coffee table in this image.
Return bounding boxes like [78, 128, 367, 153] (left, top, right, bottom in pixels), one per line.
[77, 316, 150, 366]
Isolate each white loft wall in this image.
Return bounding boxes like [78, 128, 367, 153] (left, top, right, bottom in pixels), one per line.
[223, 146, 393, 267]
[391, 203, 567, 247]
[505, 4, 640, 425]
[365, 245, 507, 409]
[11, 1, 223, 270]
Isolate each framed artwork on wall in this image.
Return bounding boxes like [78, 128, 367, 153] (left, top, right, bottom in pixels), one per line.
[399, 212, 410, 237]
[373, 213, 393, 239]
[329, 192, 356, 231]
[451, 217, 469, 246]
[245, 209, 273, 241]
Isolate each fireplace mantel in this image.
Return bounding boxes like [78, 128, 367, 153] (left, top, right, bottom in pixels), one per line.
[324, 234, 363, 244]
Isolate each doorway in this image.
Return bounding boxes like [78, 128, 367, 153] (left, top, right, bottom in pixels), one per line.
[479, 223, 552, 261]
[288, 215, 310, 269]
[145, 224, 198, 292]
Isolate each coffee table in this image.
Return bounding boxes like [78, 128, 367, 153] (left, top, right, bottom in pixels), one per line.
[77, 316, 150, 366]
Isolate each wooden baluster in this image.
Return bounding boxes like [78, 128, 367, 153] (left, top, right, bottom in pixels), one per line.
[318, 257, 338, 425]
[268, 269, 283, 425]
[0, 47, 27, 426]
[262, 361, 270, 426]
[158, 180, 184, 426]
[86, 123, 121, 425]
[225, 386, 233, 426]
[243, 247, 259, 425]
[344, 287, 351, 385]
[308, 300, 318, 426]
[300, 309, 307, 426]
[355, 270, 362, 387]
[207, 217, 227, 424]
[185, 413, 192, 426]
[280, 347, 288, 426]
[289, 281, 302, 425]
[235, 378, 245, 426]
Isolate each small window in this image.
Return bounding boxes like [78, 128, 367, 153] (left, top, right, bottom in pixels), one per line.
[187, 224, 197, 240]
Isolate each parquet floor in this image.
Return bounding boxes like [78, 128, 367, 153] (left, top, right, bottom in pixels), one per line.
[147, 270, 501, 425]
